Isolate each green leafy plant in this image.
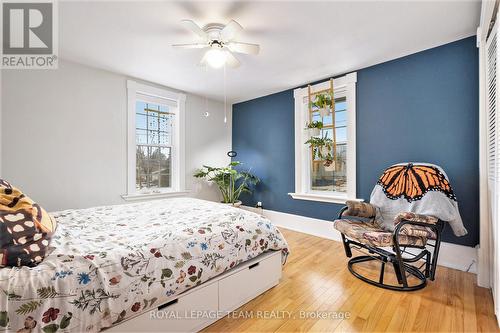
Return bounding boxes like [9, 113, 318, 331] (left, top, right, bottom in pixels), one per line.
[194, 161, 259, 204]
[310, 93, 333, 109]
[305, 120, 323, 130]
[305, 134, 334, 164]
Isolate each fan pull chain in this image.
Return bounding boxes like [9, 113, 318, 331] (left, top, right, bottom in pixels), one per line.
[204, 64, 209, 117]
[224, 63, 227, 124]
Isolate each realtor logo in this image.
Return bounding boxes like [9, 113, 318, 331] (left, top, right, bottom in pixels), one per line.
[1, 1, 58, 69]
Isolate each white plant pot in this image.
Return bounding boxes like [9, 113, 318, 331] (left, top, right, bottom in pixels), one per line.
[320, 146, 330, 156]
[308, 128, 321, 136]
[222, 200, 242, 207]
[319, 107, 330, 117]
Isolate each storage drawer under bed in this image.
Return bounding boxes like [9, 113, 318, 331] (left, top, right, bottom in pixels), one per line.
[106, 281, 219, 332]
[106, 251, 282, 332]
[218, 250, 282, 312]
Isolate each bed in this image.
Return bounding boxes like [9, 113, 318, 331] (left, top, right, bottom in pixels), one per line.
[0, 197, 289, 332]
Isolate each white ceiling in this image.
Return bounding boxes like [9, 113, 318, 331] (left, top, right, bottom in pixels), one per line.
[59, 1, 480, 103]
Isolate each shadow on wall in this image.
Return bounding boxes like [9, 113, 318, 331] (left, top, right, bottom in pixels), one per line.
[190, 178, 222, 202]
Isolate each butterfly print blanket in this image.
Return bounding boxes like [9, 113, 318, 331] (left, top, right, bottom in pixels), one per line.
[370, 162, 467, 237]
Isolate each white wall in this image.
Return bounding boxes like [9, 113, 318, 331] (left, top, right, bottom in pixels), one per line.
[0, 68, 2, 177]
[1, 60, 231, 211]
[185, 96, 232, 202]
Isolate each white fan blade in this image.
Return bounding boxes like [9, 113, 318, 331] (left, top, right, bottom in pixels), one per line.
[221, 20, 243, 41]
[172, 43, 207, 49]
[226, 42, 260, 55]
[181, 19, 208, 40]
[225, 51, 240, 68]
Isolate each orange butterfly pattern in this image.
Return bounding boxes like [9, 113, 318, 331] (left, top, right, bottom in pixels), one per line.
[377, 163, 457, 202]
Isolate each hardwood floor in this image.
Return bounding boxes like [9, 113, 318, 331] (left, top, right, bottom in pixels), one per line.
[203, 228, 499, 333]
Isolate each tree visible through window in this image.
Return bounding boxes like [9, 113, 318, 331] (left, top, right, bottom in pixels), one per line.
[135, 101, 173, 190]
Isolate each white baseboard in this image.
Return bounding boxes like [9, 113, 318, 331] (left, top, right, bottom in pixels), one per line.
[244, 206, 477, 273]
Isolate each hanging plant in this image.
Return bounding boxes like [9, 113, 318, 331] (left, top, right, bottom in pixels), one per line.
[310, 94, 333, 117]
[305, 134, 337, 169]
[323, 153, 336, 171]
[306, 79, 336, 170]
[305, 135, 333, 161]
[305, 121, 323, 136]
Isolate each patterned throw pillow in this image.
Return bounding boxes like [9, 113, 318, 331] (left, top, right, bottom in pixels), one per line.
[0, 179, 57, 267]
[343, 200, 377, 219]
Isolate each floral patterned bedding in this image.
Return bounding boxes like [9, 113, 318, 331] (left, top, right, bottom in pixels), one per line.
[0, 198, 289, 333]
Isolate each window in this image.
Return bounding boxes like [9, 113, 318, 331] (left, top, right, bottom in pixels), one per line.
[124, 80, 186, 200]
[310, 97, 347, 192]
[289, 73, 358, 204]
[135, 100, 172, 190]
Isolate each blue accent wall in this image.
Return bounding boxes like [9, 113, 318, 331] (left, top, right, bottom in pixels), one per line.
[232, 36, 479, 247]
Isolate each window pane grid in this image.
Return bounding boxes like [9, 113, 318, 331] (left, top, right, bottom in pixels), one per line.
[309, 96, 347, 193]
[135, 101, 173, 190]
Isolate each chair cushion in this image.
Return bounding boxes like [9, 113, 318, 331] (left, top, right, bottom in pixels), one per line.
[334, 218, 428, 247]
[0, 179, 57, 267]
[394, 212, 438, 239]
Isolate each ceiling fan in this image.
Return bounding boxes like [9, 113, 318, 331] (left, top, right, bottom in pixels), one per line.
[172, 19, 260, 69]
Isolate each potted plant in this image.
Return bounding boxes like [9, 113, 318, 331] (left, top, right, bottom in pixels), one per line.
[305, 120, 323, 136]
[305, 134, 335, 169]
[310, 93, 333, 117]
[193, 161, 259, 207]
[323, 153, 336, 171]
[305, 135, 332, 159]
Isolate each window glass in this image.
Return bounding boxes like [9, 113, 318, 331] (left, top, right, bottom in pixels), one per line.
[310, 97, 347, 193]
[135, 101, 173, 190]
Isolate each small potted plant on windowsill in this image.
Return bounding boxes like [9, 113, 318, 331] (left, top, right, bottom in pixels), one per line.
[310, 93, 333, 117]
[305, 120, 323, 136]
[193, 161, 259, 207]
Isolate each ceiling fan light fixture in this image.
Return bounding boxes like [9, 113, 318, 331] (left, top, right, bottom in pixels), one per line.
[174, 19, 257, 69]
[205, 48, 226, 69]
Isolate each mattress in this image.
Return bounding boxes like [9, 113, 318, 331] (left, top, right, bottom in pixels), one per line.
[0, 198, 289, 332]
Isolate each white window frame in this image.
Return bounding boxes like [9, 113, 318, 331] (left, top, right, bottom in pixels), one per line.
[123, 80, 187, 201]
[289, 72, 360, 204]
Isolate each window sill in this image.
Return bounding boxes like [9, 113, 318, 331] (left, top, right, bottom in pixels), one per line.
[288, 192, 363, 204]
[121, 190, 190, 202]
